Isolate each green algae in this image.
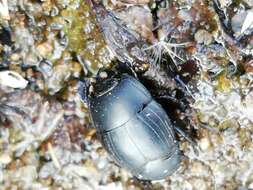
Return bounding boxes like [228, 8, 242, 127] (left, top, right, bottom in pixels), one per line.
[58, 0, 109, 73]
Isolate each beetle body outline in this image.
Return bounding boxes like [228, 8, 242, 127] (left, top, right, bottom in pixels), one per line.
[87, 74, 181, 180]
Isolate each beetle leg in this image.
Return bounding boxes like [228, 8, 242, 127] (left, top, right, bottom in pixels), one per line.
[77, 79, 90, 107]
[125, 61, 138, 79]
[132, 177, 152, 188]
[116, 61, 139, 79]
[174, 126, 199, 154]
[174, 126, 194, 145]
[156, 94, 178, 102]
[174, 75, 195, 100]
[156, 94, 187, 111]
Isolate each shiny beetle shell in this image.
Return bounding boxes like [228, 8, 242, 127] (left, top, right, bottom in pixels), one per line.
[89, 74, 181, 180]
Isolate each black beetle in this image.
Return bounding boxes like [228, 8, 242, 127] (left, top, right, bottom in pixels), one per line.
[79, 73, 181, 180]
[79, 0, 197, 181]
